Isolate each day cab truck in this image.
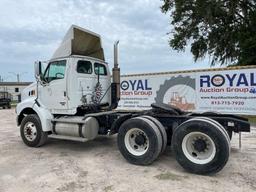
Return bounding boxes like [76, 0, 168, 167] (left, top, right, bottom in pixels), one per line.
[16, 25, 250, 175]
[0, 91, 11, 109]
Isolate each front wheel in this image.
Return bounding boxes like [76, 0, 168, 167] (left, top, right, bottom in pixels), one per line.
[172, 118, 230, 175]
[20, 114, 48, 147]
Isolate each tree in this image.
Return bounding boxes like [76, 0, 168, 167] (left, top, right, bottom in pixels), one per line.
[161, 0, 256, 66]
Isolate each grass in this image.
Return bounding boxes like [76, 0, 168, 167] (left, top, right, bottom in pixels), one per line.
[11, 101, 18, 107]
[243, 116, 256, 126]
[104, 185, 114, 192]
[154, 172, 188, 181]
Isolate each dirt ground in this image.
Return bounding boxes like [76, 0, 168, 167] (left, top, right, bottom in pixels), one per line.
[0, 109, 256, 192]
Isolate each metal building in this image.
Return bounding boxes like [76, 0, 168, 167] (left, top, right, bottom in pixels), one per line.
[0, 82, 32, 102]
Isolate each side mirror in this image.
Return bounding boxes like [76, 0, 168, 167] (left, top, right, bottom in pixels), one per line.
[34, 61, 42, 79]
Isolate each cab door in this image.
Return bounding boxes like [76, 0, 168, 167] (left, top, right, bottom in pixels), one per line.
[94, 62, 111, 104]
[39, 60, 68, 112]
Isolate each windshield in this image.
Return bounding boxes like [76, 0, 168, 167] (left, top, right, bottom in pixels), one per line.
[44, 60, 66, 82]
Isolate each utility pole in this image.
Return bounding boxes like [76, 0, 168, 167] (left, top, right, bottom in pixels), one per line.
[0, 75, 10, 82]
[0, 75, 5, 82]
[8, 72, 27, 82]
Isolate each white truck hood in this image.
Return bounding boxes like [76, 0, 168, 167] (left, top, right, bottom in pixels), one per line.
[21, 82, 37, 101]
[51, 25, 105, 61]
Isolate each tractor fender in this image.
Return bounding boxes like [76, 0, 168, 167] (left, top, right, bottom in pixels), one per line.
[16, 97, 53, 132]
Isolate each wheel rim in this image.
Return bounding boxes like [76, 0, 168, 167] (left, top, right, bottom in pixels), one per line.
[24, 122, 37, 142]
[124, 128, 149, 156]
[182, 132, 216, 165]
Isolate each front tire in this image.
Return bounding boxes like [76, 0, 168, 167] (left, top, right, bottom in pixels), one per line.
[172, 118, 230, 174]
[20, 114, 48, 147]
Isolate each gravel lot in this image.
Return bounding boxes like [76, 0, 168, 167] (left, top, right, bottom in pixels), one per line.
[0, 109, 256, 192]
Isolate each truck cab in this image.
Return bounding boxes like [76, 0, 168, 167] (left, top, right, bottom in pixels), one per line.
[20, 25, 116, 115]
[34, 56, 111, 115]
[16, 25, 120, 138]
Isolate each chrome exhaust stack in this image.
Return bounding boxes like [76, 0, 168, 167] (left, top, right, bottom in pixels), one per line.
[111, 41, 120, 109]
[113, 40, 120, 97]
[114, 40, 119, 69]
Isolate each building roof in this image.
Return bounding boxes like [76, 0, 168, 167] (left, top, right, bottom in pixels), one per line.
[0, 82, 33, 86]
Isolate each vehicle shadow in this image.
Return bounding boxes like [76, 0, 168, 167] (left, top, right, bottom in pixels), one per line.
[45, 135, 117, 152]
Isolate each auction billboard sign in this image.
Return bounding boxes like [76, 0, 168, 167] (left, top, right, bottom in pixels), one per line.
[118, 66, 256, 115]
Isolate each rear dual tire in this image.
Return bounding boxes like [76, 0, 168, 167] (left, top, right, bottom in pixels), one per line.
[172, 117, 230, 174]
[201, 112, 233, 140]
[118, 116, 167, 165]
[142, 115, 167, 154]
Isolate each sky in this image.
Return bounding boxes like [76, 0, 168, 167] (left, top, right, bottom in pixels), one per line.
[0, 0, 213, 82]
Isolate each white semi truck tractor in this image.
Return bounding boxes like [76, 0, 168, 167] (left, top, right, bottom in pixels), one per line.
[16, 25, 250, 174]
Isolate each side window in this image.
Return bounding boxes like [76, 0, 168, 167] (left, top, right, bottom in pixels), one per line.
[94, 63, 107, 76]
[44, 60, 66, 82]
[77, 60, 92, 74]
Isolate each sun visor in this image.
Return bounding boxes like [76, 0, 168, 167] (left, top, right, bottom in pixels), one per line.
[51, 25, 105, 61]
